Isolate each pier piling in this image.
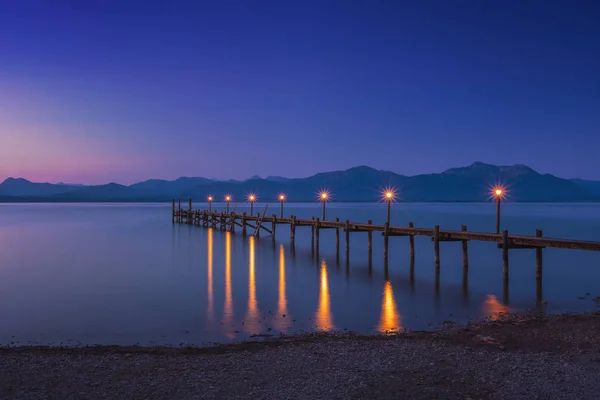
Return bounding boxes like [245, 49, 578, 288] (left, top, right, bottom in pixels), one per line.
[315, 218, 320, 255]
[383, 222, 390, 266]
[502, 230, 510, 280]
[409, 222, 415, 261]
[311, 216, 315, 254]
[335, 217, 340, 261]
[461, 225, 469, 270]
[536, 229, 543, 302]
[345, 219, 350, 260]
[433, 225, 440, 273]
[367, 220, 373, 267]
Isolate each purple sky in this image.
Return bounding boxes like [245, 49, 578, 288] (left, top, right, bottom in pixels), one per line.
[2, 1, 600, 184]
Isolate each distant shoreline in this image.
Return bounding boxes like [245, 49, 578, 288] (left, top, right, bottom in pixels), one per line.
[2, 199, 600, 204]
[0, 311, 593, 352]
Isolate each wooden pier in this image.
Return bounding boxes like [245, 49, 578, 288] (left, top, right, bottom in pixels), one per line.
[172, 199, 600, 304]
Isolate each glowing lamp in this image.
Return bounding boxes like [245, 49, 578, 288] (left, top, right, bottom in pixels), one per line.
[247, 193, 257, 215]
[278, 193, 286, 218]
[382, 188, 396, 224]
[491, 186, 505, 234]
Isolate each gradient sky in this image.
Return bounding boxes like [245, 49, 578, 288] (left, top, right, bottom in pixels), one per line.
[1, 0, 600, 184]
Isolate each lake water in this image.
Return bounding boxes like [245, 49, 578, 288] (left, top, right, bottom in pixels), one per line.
[1, 202, 600, 347]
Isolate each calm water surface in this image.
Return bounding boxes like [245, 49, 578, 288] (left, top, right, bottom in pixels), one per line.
[1, 202, 600, 347]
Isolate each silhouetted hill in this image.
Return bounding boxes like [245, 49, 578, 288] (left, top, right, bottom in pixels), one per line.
[571, 179, 600, 197]
[177, 163, 595, 203]
[50, 183, 151, 202]
[2, 163, 599, 202]
[402, 162, 591, 202]
[129, 177, 213, 195]
[265, 176, 291, 182]
[0, 178, 79, 196]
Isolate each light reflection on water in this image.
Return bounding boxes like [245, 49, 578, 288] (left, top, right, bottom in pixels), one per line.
[1, 202, 600, 346]
[244, 236, 261, 335]
[377, 280, 401, 333]
[207, 228, 213, 323]
[314, 260, 334, 331]
[223, 232, 234, 338]
[273, 244, 291, 332]
[483, 294, 510, 321]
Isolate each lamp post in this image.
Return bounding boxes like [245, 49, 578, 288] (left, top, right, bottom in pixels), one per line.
[207, 196, 213, 212]
[278, 194, 285, 218]
[225, 195, 232, 213]
[494, 188, 503, 234]
[319, 191, 329, 220]
[384, 190, 394, 225]
[248, 194, 257, 215]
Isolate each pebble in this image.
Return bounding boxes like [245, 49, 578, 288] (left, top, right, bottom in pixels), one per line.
[1, 313, 600, 399]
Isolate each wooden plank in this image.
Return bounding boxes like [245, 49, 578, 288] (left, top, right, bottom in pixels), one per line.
[383, 232, 412, 237]
[254, 205, 269, 237]
[320, 221, 343, 229]
[431, 231, 463, 242]
[497, 243, 545, 249]
[227, 205, 237, 232]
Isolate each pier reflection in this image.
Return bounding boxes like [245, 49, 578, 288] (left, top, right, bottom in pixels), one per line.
[223, 232, 234, 337]
[483, 294, 510, 320]
[245, 236, 261, 334]
[273, 244, 291, 332]
[207, 228, 214, 322]
[377, 280, 402, 333]
[314, 259, 334, 331]
[462, 266, 469, 303]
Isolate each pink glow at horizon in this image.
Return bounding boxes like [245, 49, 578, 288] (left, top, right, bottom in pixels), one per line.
[0, 79, 153, 185]
[1, 124, 150, 184]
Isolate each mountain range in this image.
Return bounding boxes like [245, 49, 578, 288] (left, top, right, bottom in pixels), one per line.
[1, 162, 599, 203]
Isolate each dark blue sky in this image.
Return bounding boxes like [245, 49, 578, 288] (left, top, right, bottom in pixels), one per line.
[2, 0, 599, 184]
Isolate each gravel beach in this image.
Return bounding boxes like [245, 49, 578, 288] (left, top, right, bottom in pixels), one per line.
[2, 313, 600, 399]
